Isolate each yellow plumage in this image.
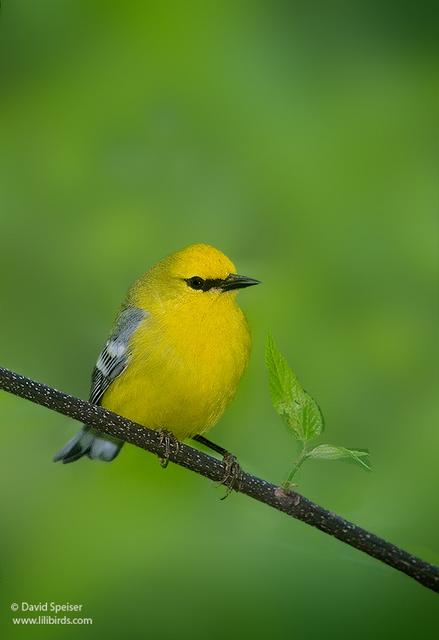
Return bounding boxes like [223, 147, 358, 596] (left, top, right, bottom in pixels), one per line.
[54, 243, 259, 464]
[103, 244, 252, 439]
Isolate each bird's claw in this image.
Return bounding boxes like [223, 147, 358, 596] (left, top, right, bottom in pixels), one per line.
[158, 429, 180, 468]
[219, 453, 243, 499]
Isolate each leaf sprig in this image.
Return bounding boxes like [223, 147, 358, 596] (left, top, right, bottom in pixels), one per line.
[265, 334, 371, 489]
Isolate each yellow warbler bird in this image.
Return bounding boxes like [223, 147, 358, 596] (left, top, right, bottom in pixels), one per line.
[54, 243, 259, 479]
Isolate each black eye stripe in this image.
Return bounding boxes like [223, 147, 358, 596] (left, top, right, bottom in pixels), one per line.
[185, 276, 224, 292]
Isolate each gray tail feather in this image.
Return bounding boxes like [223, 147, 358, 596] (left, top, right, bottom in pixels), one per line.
[53, 427, 123, 463]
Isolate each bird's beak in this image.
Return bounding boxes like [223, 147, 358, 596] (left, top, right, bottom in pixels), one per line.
[220, 273, 261, 292]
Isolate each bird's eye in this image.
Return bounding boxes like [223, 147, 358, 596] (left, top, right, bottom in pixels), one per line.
[186, 276, 205, 290]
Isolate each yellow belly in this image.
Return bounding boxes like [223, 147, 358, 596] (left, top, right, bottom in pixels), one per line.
[101, 297, 251, 440]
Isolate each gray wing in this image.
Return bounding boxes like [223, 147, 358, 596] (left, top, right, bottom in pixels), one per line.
[90, 306, 147, 405]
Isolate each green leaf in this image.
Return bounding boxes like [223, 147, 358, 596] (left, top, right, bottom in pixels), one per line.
[265, 333, 295, 415]
[265, 334, 324, 441]
[306, 444, 371, 471]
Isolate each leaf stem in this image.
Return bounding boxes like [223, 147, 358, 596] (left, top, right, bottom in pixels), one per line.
[284, 441, 309, 489]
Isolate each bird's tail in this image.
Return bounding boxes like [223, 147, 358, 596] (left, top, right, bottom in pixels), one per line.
[53, 426, 123, 463]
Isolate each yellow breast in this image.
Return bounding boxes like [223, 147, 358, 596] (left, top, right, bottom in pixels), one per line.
[101, 293, 251, 440]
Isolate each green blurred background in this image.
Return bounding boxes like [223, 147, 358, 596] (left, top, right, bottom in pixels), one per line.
[1, 1, 438, 638]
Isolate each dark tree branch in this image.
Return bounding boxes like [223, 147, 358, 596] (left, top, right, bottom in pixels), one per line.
[0, 366, 438, 594]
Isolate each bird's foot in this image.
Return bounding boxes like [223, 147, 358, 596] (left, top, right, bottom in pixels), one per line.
[158, 429, 180, 468]
[219, 453, 243, 499]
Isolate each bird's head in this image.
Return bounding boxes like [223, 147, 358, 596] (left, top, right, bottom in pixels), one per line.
[134, 243, 260, 307]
